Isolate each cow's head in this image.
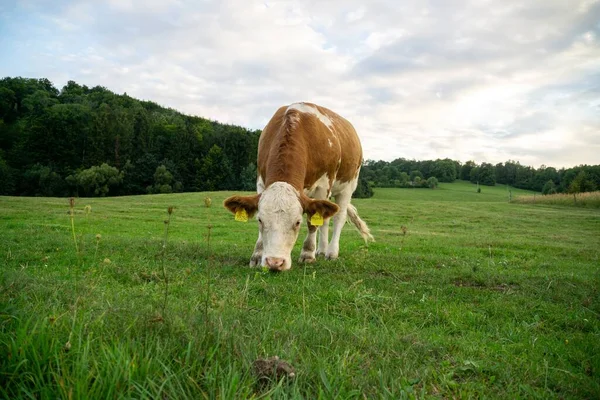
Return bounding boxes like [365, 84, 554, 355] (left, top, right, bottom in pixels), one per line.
[224, 181, 339, 271]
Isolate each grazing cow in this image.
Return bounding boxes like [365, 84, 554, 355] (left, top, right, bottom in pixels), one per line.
[224, 102, 373, 271]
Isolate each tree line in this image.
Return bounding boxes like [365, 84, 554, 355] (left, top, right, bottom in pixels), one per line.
[0, 77, 598, 198]
[0, 77, 260, 197]
[361, 158, 599, 195]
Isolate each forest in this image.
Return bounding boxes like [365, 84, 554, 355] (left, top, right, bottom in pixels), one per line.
[0, 77, 598, 198]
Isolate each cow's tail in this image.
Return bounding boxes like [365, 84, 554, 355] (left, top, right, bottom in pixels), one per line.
[347, 203, 374, 244]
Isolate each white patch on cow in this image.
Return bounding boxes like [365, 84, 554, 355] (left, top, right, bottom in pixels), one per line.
[287, 102, 333, 131]
[257, 181, 304, 270]
[328, 138, 333, 147]
[331, 175, 359, 198]
[256, 175, 265, 194]
[304, 173, 330, 198]
[325, 175, 360, 259]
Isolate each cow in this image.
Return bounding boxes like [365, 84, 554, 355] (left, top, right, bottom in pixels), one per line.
[224, 102, 373, 271]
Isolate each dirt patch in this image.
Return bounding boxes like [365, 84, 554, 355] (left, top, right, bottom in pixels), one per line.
[253, 356, 295, 386]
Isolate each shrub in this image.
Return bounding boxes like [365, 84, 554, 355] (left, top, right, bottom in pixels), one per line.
[148, 165, 182, 194]
[353, 176, 374, 198]
[427, 176, 439, 189]
[542, 180, 557, 195]
[71, 163, 123, 196]
[22, 164, 67, 196]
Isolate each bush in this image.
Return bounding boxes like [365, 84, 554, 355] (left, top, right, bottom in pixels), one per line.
[542, 180, 557, 195]
[71, 163, 123, 196]
[427, 176, 439, 189]
[147, 165, 182, 194]
[353, 177, 374, 198]
[410, 170, 423, 182]
[22, 164, 67, 196]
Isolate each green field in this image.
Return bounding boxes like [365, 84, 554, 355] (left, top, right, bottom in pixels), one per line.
[1, 181, 599, 399]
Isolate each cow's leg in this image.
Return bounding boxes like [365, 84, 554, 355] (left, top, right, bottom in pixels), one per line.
[326, 180, 356, 260]
[299, 221, 317, 263]
[249, 231, 263, 267]
[300, 185, 329, 263]
[316, 218, 330, 256]
[249, 178, 265, 267]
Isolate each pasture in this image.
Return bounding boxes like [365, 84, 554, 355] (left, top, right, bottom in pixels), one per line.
[1, 181, 599, 399]
[514, 190, 600, 209]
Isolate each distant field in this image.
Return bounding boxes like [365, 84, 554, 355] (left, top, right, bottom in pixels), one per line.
[1, 181, 599, 399]
[514, 190, 600, 208]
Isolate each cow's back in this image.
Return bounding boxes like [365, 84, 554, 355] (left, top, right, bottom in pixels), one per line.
[257, 103, 362, 192]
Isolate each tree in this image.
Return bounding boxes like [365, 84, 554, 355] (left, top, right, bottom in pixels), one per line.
[533, 166, 559, 192]
[0, 87, 17, 123]
[196, 144, 234, 191]
[430, 159, 457, 182]
[470, 163, 496, 186]
[398, 172, 409, 187]
[0, 154, 16, 195]
[353, 176, 374, 198]
[240, 162, 257, 191]
[410, 170, 423, 182]
[515, 164, 534, 189]
[503, 161, 519, 186]
[470, 166, 480, 184]
[495, 162, 507, 184]
[121, 154, 158, 195]
[72, 163, 123, 196]
[21, 164, 67, 196]
[148, 164, 182, 194]
[542, 180, 557, 195]
[461, 161, 476, 181]
[569, 171, 597, 193]
[427, 176, 439, 189]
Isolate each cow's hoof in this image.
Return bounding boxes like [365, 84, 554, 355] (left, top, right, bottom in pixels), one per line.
[316, 249, 327, 257]
[325, 252, 339, 260]
[298, 253, 316, 263]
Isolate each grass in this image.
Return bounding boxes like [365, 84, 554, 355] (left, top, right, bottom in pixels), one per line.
[514, 190, 600, 208]
[0, 180, 599, 398]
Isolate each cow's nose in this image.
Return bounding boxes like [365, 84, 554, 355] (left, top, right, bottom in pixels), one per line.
[266, 257, 285, 270]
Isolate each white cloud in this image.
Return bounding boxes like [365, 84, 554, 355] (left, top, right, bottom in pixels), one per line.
[1, 0, 599, 168]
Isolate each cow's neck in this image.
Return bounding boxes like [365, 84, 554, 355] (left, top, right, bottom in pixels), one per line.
[264, 135, 307, 191]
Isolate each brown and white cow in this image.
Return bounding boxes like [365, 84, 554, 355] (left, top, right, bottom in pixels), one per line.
[224, 102, 373, 271]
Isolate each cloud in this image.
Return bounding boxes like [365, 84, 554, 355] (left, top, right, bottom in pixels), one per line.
[1, 0, 599, 168]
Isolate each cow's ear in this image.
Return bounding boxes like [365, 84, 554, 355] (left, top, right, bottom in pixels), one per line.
[223, 194, 260, 218]
[301, 195, 339, 220]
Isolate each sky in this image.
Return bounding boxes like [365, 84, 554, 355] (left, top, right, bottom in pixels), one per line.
[1, 0, 599, 168]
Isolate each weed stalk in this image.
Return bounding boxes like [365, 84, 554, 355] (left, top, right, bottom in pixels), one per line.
[302, 263, 307, 320]
[67, 198, 82, 353]
[160, 206, 174, 318]
[94, 234, 101, 265]
[69, 198, 79, 254]
[204, 223, 213, 324]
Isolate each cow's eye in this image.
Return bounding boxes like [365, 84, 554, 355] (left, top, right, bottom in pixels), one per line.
[295, 220, 301, 228]
[258, 218, 263, 225]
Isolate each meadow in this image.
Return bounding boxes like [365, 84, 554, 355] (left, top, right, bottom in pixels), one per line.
[0, 181, 599, 399]
[514, 190, 600, 208]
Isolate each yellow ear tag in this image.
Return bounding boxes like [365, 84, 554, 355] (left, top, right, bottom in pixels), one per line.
[310, 212, 324, 226]
[235, 209, 248, 222]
